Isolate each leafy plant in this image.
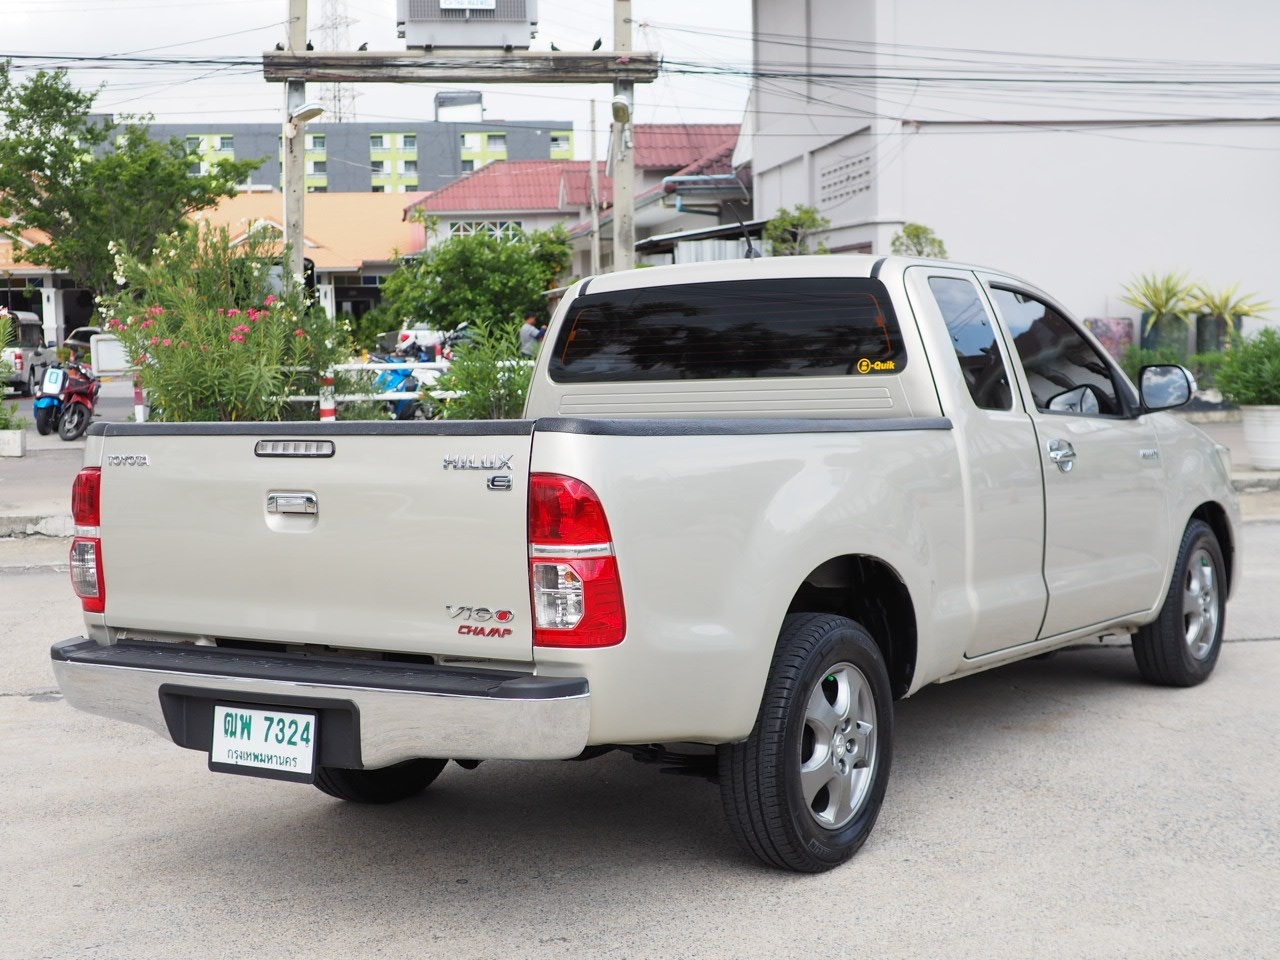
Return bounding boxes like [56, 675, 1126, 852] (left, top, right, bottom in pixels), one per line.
[0, 309, 29, 429]
[890, 223, 948, 259]
[430, 319, 532, 420]
[764, 205, 831, 256]
[1216, 328, 1280, 407]
[1188, 283, 1272, 350]
[97, 223, 344, 422]
[381, 225, 571, 332]
[0, 62, 260, 297]
[1119, 272, 1193, 354]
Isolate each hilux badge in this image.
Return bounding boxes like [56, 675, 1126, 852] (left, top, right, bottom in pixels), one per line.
[442, 454, 513, 471]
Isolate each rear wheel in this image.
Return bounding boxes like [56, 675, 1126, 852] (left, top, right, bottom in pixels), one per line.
[314, 757, 447, 804]
[34, 405, 56, 435]
[1132, 519, 1225, 687]
[718, 613, 894, 872]
[58, 403, 90, 441]
[22, 370, 36, 397]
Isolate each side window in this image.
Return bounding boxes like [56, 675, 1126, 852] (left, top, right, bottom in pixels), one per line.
[928, 276, 1012, 411]
[990, 287, 1122, 416]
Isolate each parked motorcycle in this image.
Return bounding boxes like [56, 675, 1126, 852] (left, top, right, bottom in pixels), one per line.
[33, 360, 100, 441]
[371, 340, 438, 420]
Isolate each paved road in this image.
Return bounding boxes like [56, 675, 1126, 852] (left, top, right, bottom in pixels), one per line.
[3, 527, 1278, 960]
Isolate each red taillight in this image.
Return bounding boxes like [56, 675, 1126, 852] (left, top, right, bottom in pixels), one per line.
[70, 468, 104, 612]
[13, 354, 22, 373]
[528, 473, 625, 648]
[72, 467, 102, 527]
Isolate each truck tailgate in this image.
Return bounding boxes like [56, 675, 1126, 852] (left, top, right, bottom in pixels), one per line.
[93, 422, 535, 661]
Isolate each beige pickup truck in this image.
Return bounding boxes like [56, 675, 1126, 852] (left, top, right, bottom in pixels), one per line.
[51, 255, 1240, 872]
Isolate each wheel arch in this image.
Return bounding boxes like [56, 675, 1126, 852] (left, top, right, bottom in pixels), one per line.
[787, 555, 917, 699]
[1190, 500, 1234, 594]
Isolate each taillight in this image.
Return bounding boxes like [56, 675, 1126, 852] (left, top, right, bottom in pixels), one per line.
[528, 473, 625, 648]
[72, 467, 101, 526]
[70, 467, 105, 613]
[13, 354, 22, 373]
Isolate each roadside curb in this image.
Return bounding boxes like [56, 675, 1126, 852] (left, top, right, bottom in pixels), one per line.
[0, 515, 75, 538]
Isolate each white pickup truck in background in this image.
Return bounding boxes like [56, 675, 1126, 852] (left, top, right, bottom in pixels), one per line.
[51, 255, 1239, 872]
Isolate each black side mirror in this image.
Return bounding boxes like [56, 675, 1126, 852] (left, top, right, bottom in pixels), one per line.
[1139, 364, 1193, 411]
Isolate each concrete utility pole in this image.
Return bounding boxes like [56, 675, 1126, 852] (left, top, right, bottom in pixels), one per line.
[283, 0, 311, 286]
[590, 99, 602, 276]
[611, 0, 635, 271]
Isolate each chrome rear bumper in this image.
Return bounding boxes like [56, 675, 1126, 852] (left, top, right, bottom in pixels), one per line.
[51, 638, 591, 767]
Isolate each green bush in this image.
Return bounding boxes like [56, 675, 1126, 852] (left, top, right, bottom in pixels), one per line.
[1216, 328, 1280, 407]
[0, 309, 29, 429]
[98, 224, 345, 422]
[430, 319, 531, 420]
[1120, 346, 1226, 391]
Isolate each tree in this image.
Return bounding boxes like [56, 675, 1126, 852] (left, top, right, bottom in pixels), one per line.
[0, 62, 260, 297]
[890, 223, 948, 259]
[763, 204, 830, 256]
[380, 225, 572, 331]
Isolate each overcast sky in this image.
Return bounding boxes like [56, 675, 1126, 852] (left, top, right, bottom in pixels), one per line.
[1, 0, 753, 155]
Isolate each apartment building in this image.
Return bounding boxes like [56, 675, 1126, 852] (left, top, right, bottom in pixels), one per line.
[151, 120, 573, 194]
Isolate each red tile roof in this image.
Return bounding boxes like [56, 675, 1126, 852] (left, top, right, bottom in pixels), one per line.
[633, 124, 740, 169]
[405, 125, 740, 216]
[409, 160, 611, 215]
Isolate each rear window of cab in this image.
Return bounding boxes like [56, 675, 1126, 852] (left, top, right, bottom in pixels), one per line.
[547, 277, 906, 383]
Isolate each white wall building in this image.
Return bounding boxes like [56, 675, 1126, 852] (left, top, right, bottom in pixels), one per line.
[742, 0, 1280, 333]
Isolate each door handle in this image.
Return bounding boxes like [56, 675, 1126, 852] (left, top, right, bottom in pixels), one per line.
[1047, 439, 1076, 474]
[267, 492, 318, 515]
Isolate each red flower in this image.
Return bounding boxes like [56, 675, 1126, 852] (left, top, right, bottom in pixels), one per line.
[161, 338, 172, 347]
[294, 328, 306, 338]
[227, 309, 241, 317]
[264, 295, 278, 307]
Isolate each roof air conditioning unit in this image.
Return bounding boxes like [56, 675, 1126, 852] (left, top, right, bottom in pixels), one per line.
[397, 0, 539, 50]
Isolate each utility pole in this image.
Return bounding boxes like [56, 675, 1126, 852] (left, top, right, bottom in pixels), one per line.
[283, 0, 311, 286]
[590, 99, 601, 276]
[611, 0, 635, 271]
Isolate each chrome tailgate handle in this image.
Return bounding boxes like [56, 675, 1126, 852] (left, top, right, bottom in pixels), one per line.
[267, 492, 318, 515]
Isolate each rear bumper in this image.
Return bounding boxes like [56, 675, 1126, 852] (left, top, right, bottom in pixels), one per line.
[51, 638, 591, 767]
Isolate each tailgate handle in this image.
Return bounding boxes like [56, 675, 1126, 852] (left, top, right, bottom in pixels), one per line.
[267, 492, 318, 516]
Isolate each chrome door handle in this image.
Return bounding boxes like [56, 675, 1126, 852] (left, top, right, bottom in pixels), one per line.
[1047, 439, 1076, 473]
[267, 492, 318, 515]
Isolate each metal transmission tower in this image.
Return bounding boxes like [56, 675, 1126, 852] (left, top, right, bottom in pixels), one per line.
[314, 0, 357, 121]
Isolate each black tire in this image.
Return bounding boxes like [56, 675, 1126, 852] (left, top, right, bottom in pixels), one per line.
[21, 370, 36, 397]
[1132, 519, 1226, 687]
[718, 613, 894, 872]
[394, 401, 419, 421]
[34, 405, 55, 435]
[314, 757, 447, 804]
[57, 403, 90, 441]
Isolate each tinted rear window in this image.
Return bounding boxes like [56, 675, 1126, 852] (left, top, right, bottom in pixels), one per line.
[547, 277, 905, 383]
[17, 323, 43, 348]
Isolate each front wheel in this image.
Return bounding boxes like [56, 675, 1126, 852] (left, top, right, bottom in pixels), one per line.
[58, 402, 91, 441]
[313, 757, 447, 804]
[1132, 519, 1226, 687]
[34, 404, 56, 435]
[718, 613, 894, 872]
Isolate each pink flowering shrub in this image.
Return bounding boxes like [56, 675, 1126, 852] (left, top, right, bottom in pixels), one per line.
[98, 224, 342, 421]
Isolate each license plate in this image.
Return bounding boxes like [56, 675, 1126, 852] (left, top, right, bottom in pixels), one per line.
[210, 705, 317, 782]
[41, 367, 65, 396]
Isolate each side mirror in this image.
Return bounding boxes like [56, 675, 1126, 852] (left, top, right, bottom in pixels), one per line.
[1139, 364, 1194, 411]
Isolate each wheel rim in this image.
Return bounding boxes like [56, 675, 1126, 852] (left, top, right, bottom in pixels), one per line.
[1182, 547, 1220, 660]
[799, 661, 878, 830]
